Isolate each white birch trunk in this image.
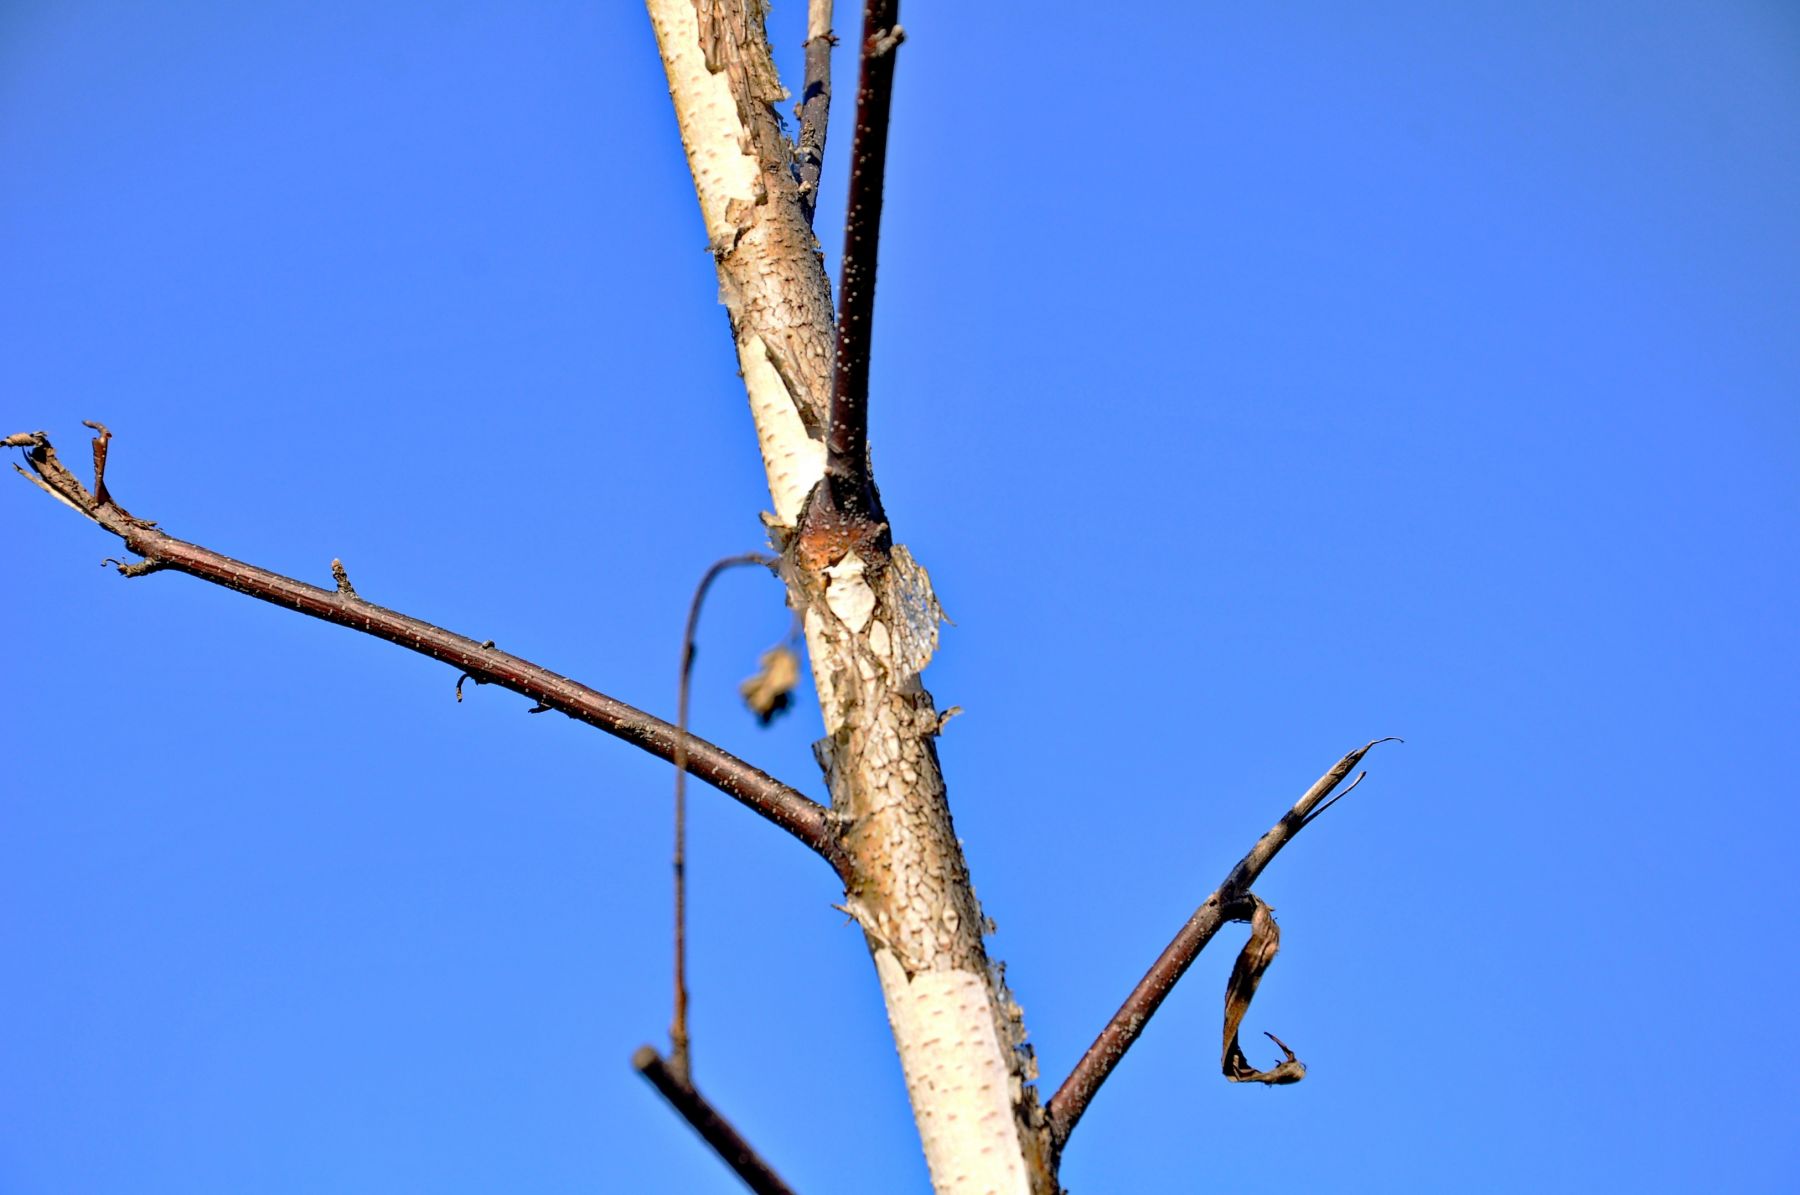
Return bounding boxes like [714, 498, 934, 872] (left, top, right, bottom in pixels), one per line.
[645, 4, 1054, 1190]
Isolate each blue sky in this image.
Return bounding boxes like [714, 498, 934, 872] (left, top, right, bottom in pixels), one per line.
[4, 2, 1796, 1191]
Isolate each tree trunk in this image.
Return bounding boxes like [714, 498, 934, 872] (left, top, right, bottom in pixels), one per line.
[646, 4, 1054, 1190]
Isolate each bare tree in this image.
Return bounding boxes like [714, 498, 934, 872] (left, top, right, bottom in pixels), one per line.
[10, 5, 1394, 1191]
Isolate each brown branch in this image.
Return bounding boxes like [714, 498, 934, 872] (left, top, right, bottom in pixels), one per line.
[1044, 737, 1401, 1151]
[632, 1046, 799, 1195]
[812, 0, 902, 536]
[7, 427, 850, 881]
[670, 552, 778, 1082]
[795, 1, 834, 227]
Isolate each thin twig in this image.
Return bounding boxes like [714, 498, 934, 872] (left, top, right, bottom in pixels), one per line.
[670, 552, 777, 1082]
[795, 1, 834, 227]
[1044, 737, 1401, 1151]
[824, 0, 902, 509]
[7, 428, 849, 881]
[633, 1046, 799, 1195]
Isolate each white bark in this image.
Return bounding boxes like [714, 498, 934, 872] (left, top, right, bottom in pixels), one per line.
[875, 952, 1031, 1194]
[645, 4, 1053, 1190]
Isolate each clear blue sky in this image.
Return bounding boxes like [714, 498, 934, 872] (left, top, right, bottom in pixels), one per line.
[5, 2, 1796, 1192]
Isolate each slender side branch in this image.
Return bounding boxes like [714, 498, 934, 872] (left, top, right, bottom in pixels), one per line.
[795, 1, 834, 227]
[1044, 738, 1401, 1150]
[812, 0, 901, 534]
[633, 1046, 799, 1195]
[8, 429, 849, 881]
[670, 552, 777, 1082]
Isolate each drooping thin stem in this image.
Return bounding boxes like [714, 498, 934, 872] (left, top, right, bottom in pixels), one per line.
[670, 552, 777, 1082]
[795, 0, 834, 228]
[1044, 738, 1401, 1151]
[825, 0, 902, 498]
[633, 1046, 799, 1195]
[6, 428, 850, 881]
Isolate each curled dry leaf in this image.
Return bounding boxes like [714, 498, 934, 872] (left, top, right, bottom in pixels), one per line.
[740, 645, 800, 725]
[1222, 897, 1307, 1085]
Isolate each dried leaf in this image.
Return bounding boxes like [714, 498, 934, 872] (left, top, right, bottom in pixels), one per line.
[740, 645, 799, 725]
[1222, 897, 1307, 1085]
